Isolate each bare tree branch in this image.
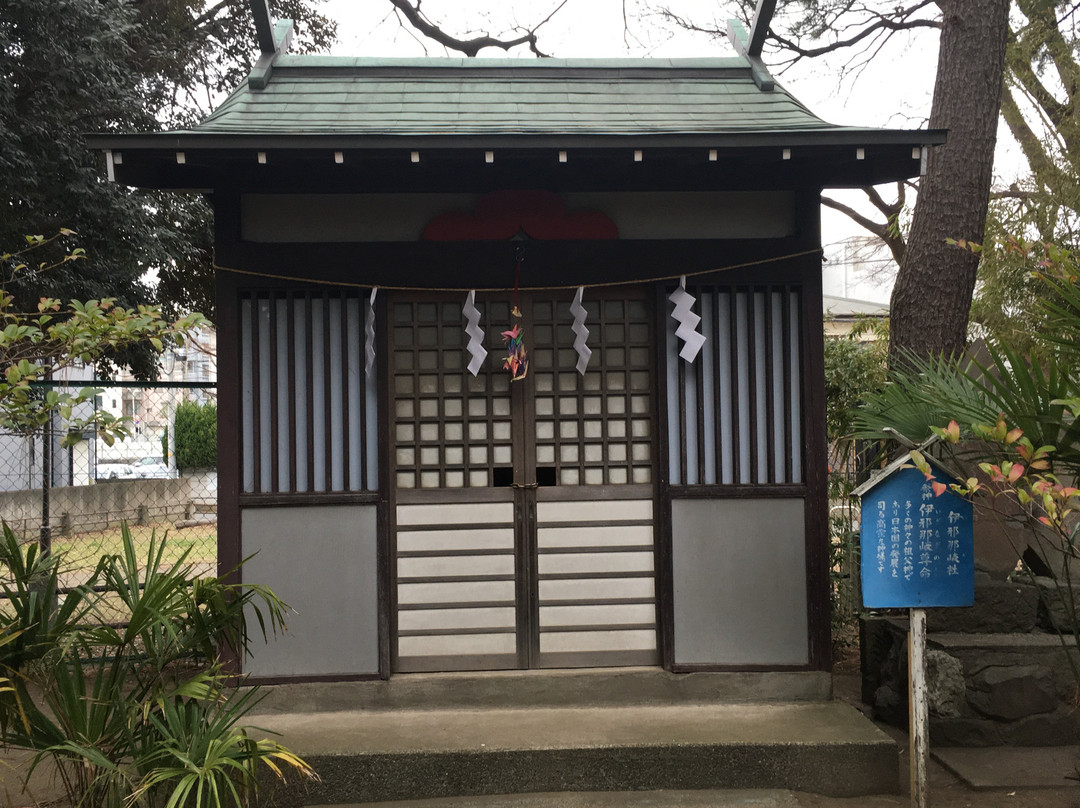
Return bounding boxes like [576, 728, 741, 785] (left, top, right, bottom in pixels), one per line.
[822, 186, 907, 265]
[769, 15, 939, 62]
[386, 0, 569, 57]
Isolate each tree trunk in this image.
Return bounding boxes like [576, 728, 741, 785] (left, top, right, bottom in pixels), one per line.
[888, 0, 1010, 365]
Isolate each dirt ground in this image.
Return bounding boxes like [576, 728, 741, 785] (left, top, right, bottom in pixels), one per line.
[811, 672, 1080, 808]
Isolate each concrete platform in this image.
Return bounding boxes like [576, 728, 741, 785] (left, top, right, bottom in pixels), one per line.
[249, 694, 898, 806]
[247, 668, 834, 713]
[932, 746, 1080, 789]
[327, 791, 801, 808]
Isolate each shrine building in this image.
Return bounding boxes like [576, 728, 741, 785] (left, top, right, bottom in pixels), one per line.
[89, 13, 942, 680]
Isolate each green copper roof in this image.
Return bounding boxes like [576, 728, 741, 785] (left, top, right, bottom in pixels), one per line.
[193, 56, 839, 138]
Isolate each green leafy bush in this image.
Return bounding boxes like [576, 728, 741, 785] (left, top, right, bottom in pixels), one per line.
[174, 401, 217, 470]
[0, 522, 314, 808]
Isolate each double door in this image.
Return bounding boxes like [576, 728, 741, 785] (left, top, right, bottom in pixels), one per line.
[389, 291, 659, 672]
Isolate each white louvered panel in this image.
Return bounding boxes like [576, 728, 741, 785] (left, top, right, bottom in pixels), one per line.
[537, 524, 653, 548]
[540, 603, 657, 627]
[399, 607, 517, 632]
[397, 501, 514, 526]
[535, 498, 657, 665]
[535, 499, 652, 523]
[397, 528, 514, 553]
[399, 633, 517, 657]
[538, 551, 654, 576]
[540, 629, 657, 653]
[397, 554, 515, 579]
[397, 580, 516, 605]
[538, 577, 656, 602]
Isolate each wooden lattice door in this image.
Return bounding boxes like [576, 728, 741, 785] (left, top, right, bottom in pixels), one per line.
[390, 291, 658, 672]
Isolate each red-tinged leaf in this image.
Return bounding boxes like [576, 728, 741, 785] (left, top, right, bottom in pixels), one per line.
[1007, 464, 1025, 483]
[945, 420, 961, 442]
[1005, 427, 1024, 445]
[931, 481, 948, 497]
[1039, 516, 1053, 526]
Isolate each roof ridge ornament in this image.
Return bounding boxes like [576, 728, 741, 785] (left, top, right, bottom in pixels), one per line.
[248, 0, 295, 91]
[727, 0, 777, 92]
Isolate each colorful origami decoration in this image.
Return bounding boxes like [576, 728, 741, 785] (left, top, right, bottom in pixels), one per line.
[502, 306, 528, 381]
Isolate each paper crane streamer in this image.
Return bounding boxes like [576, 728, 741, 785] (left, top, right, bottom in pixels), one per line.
[668, 276, 706, 362]
[463, 290, 488, 376]
[364, 287, 378, 374]
[502, 307, 529, 381]
[570, 286, 592, 375]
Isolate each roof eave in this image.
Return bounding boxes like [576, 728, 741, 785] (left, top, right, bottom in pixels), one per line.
[87, 128, 947, 152]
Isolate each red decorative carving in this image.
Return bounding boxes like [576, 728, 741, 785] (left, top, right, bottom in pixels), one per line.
[423, 190, 618, 241]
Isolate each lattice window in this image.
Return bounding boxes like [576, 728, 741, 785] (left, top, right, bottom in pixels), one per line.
[392, 300, 513, 490]
[532, 295, 653, 486]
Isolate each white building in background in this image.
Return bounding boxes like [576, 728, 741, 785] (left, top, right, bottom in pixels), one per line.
[0, 362, 99, 493]
[97, 325, 218, 467]
[822, 235, 897, 304]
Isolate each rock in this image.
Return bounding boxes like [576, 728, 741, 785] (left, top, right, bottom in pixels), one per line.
[1000, 708, 1080, 746]
[926, 579, 1038, 633]
[930, 716, 1003, 747]
[1033, 576, 1080, 634]
[967, 665, 1058, 721]
[925, 650, 965, 717]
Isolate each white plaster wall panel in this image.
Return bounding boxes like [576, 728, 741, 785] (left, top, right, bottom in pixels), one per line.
[671, 498, 809, 666]
[242, 505, 378, 677]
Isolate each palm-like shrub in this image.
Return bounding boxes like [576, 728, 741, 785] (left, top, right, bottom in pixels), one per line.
[0, 523, 315, 808]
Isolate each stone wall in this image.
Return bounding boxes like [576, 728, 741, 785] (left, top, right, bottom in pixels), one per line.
[862, 583, 1080, 747]
[0, 477, 194, 535]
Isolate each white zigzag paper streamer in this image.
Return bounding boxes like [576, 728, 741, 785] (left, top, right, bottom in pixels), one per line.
[463, 290, 488, 376]
[365, 287, 378, 374]
[570, 286, 592, 375]
[668, 276, 706, 362]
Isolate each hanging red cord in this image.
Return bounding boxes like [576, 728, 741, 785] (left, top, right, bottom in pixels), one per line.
[503, 252, 528, 380]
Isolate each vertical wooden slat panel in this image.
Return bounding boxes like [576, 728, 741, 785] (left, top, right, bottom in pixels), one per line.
[764, 288, 776, 484]
[287, 292, 298, 493]
[359, 293, 370, 490]
[268, 294, 279, 493]
[693, 286, 706, 485]
[324, 293, 335, 491]
[341, 293, 352, 492]
[676, 328, 688, 485]
[710, 288, 723, 484]
[781, 286, 794, 484]
[728, 289, 742, 484]
[306, 294, 316, 492]
[251, 295, 262, 493]
[746, 288, 759, 484]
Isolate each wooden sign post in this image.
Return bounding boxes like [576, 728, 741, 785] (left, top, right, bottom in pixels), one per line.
[909, 607, 929, 808]
[855, 459, 975, 808]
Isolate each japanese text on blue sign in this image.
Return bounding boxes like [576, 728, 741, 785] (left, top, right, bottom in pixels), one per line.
[860, 466, 974, 608]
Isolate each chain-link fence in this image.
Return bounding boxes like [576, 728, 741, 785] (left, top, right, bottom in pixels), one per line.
[829, 439, 878, 639]
[0, 382, 217, 587]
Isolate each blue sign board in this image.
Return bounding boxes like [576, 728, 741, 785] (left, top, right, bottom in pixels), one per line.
[859, 466, 974, 608]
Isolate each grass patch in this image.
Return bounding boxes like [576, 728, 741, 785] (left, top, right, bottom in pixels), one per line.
[46, 522, 216, 577]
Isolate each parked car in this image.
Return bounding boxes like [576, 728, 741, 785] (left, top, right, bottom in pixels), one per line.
[97, 462, 135, 480]
[132, 457, 173, 478]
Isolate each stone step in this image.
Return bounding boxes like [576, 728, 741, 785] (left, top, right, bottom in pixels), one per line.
[248, 668, 832, 714]
[250, 701, 898, 806]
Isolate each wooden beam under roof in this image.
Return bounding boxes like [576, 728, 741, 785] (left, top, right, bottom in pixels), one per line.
[747, 0, 778, 58]
[250, 0, 276, 54]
